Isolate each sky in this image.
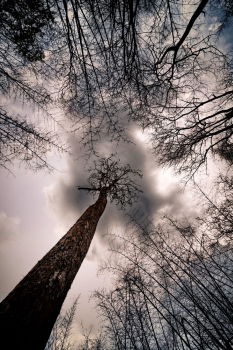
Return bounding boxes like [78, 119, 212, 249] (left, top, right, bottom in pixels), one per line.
[0, 0, 232, 346]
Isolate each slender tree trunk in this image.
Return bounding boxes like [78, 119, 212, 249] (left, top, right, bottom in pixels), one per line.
[0, 189, 107, 350]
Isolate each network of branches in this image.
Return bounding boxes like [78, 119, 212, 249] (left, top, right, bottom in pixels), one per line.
[1, 0, 233, 174]
[92, 183, 233, 350]
[78, 156, 142, 208]
[0, 107, 62, 170]
[44, 0, 233, 174]
[45, 299, 78, 350]
[0, 0, 59, 170]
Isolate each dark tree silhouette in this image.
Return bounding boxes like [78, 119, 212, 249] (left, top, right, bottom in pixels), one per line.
[0, 156, 141, 350]
[94, 210, 233, 350]
[0, 0, 60, 169]
[1, 0, 232, 172]
[0, 108, 61, 170]
[0, 0, 54, 61]
[43, 0, 233, 173]
[45, 299, 78, 350]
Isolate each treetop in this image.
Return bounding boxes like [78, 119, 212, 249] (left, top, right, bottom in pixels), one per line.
[78, 155, 142, 208]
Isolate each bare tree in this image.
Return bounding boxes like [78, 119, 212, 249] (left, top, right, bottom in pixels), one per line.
[0, 0, 61, 169]
[77, 328, 107, 350]
[0, 0, 54, 61]
[94, 207, 233, 350]
[1, 1, 232, 172]
[194, 176, 233, 241]
[0, 108, 61, 170]
[0, 156, 141, 350]
[45, 299, 78, 350]
[40, 0, 232, 174]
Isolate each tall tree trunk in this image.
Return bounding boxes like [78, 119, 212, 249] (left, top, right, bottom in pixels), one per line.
[0, 189, 107, 350]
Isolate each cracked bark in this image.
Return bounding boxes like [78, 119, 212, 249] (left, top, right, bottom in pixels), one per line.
[0, 189, 107, 350]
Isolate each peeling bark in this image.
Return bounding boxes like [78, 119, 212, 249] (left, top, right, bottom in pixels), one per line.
[0, 189, 107, 350]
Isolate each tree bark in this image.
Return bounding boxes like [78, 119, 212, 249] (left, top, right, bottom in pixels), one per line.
[0, 189, 107, 350]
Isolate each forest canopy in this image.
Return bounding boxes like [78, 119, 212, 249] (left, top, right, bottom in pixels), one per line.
[1, 0, 233, 174]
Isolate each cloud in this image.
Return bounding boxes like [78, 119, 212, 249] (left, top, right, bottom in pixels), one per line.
[44, 125, 191, 263]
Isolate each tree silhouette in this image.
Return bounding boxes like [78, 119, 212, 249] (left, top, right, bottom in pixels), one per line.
[0, 108, 61, 170]
[0, 0, 54, 62]
[0, 0, 59, 169]
[45, 299, 78, 350]
[43, 0, 233, 174]
[1, 1, 232, 172]
[94, 211, 233, 350]
[0, 156, 141, 350]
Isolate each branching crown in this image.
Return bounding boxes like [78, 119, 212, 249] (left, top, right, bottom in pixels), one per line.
[78, 156, 142, 208]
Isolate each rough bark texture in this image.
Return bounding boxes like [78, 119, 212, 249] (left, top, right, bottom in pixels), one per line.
[0, 190, 107, 350]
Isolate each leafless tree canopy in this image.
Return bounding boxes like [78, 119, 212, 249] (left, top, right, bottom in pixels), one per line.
[78, 156, 142, 208]
[1, 0, 232, 172]
[0, 107, 60, 170]
[0, 0, 60, 169]
[45, 300, 78, 350]
[93, 207, 233, 350]
[41, 0, 233, 173]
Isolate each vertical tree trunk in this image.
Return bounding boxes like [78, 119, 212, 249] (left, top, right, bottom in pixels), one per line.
[0, 189, 107, 350]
